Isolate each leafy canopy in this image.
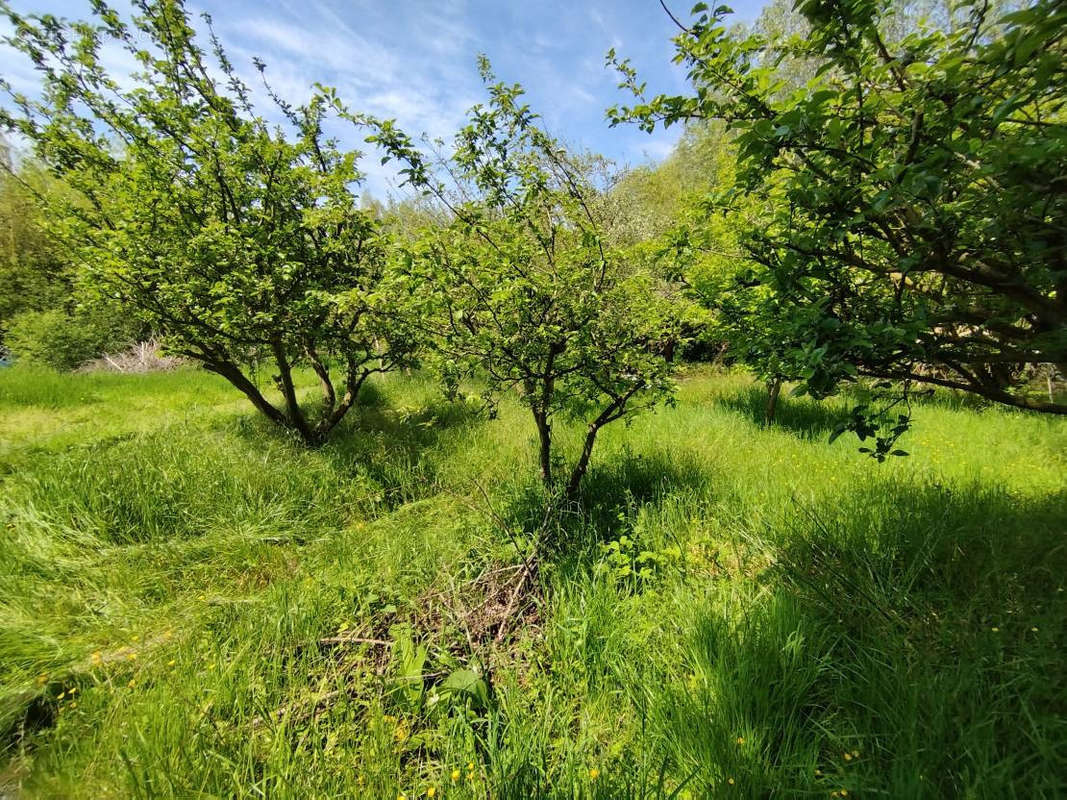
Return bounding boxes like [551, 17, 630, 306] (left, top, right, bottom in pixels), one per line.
[610, 0, 1067, 455]
[338, 58, 679, 496]
[0, 0, 416, 442]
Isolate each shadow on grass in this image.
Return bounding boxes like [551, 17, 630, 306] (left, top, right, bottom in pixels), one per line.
[718, 385, 848, 441]
[908, 386, 996, 413]
[774, 480, 1067, 637]
[227, 380, 486, 511]
[500, 448, 713, 576]
[654, 478, 1067, 797]
[332, 392, 484, 509]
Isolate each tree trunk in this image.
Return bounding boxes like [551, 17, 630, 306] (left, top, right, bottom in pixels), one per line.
[563, 383, 643, 500]
[765, 377, 782, 424]
[270, 340, 314, 443]
[204, 361, 289, 430]
[306, 346, 336, 411]
[315, 366, 368, 440]
[565, 423, 600, 500]
[533, 409, 552, 487]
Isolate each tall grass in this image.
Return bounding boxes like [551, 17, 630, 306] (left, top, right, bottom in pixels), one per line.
[0, 363, 1064, 797]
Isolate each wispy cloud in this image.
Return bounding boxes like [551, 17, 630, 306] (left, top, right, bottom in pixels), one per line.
[0, 0, 769, 194]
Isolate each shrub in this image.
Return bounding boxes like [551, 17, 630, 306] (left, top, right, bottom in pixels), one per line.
[4, 308, 131, 371]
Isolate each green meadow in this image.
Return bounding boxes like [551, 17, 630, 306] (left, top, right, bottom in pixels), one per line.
[1, 365, 1065, 798]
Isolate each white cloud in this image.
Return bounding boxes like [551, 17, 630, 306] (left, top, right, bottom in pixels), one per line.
[0, 0, 719, 194]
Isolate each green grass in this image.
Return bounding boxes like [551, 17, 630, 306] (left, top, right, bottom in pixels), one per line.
[0, 364, 1064, 798]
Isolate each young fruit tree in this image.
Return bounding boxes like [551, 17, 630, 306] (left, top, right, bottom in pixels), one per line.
[333, 59, 679, 497]
[0, 0, 416, 444]
[610, 0, 1067, 456]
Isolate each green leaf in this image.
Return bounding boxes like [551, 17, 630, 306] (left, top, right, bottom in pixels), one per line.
[441, 669, 490, 709]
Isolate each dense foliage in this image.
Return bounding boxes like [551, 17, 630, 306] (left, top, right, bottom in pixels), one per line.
[611, 0, 1067, 453]
[4, 307, 132, 370]
[0, 156, 69, 332]
[0, 153, 141, 366]
[0, 0, 416, 442]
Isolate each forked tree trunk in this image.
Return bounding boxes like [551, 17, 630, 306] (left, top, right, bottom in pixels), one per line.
[317, 366, 370, 440]
[562, 382, 644, 500]
[205, 360, 289, 429]
[203, 353, 368, 448]
[306, 346, 336, 411]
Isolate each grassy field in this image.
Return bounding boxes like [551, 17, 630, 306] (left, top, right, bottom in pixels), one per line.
[0, 364, 1064, 799]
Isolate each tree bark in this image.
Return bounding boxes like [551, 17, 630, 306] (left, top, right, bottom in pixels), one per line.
[565, 423, 600, 500]
[563, 381, 646, 499]
[765, 376, 782, 423]
[857, 367, 1067, 415]
[270, 340, 314, 442]
[306, 345, 336, 412]
[316, 364, 369, 439]
[533, 409, 553, 487]
[203, 360, 289, 430]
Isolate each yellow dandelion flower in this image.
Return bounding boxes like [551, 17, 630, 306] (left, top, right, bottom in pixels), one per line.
[1031, 627, 1039, 632]
[991, 627, 999, 632]
[131, 635, 139, 642]
[467, 762, 474, 771]
[168, 659, 176, 667]
[91, 651, 103, 664]
[451, 769, 460, 782]
[843, 752, 852, 761]
[398, 795, 407, 800]
[426, 788, 436, 798]
[70, 701, 77, 708]
[467, 772, 474, 781]
[737, 736, 744, 744]
[841, 791, 848, 797]
[128, 679, 136, 688]
[728, 777, 735, 785]
[851, 750, 859, 758]
[589, 768, 600, 780]
[128, 652, 137, 661]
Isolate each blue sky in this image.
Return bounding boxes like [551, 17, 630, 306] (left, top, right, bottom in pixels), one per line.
[2, 0, 768, 197]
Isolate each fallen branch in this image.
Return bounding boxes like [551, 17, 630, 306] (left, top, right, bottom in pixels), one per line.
[317, 636, 393, 647]
[494, 559, 538, 643]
